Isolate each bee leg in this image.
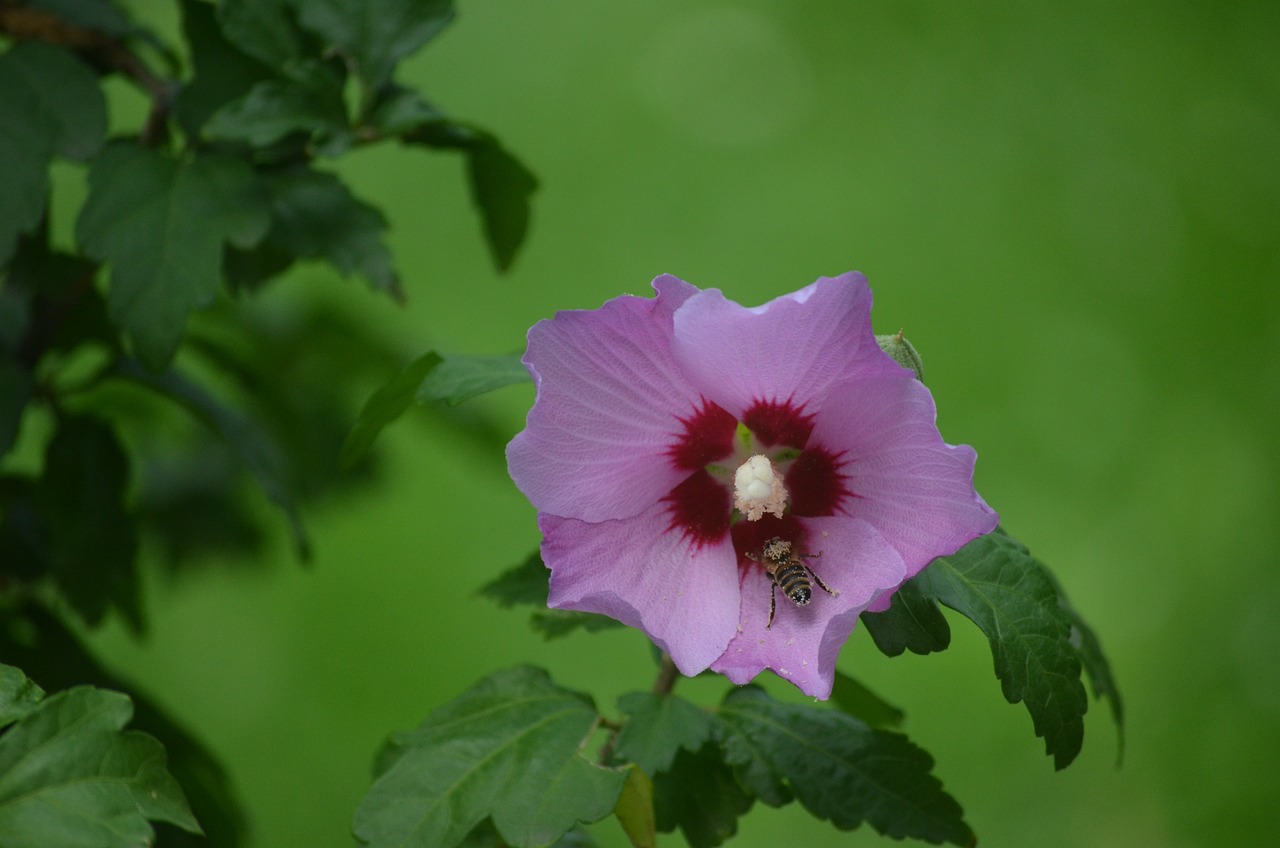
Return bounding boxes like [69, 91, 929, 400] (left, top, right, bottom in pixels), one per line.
[805, 565, 839, 597]
[767, 582, 777, 629]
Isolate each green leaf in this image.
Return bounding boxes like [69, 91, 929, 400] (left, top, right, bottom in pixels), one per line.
[0, 43, 106, 266]
[0, 361, 33, 459]
[829, 671, 905, 729]
[1049, 570, 1125, 764]
[174, 0, 276, 136]
[76, 143, 270, 369]
[457, 819, 597, 848]
[914, 528, 1092, 770]
[296, 0, 455, 89]
[531, 609, 626, 641]
[216, 0, 305, 69]
[22, 0, 133, 38]
[341, 351, 442, 468]
[716, 686, 973, 846]
[115, 360, 310, 560]
[466, 140, 539, 272]
[0, 685, 201, 846]
[39, 415, 142, 631]
[0, 605, 247, 847]
[0, 666, 44, 730]
[354, 666, 626, 848]
[235, 166, 401, 296]
[613, 765, 656, 848]
[650, 744, 753, 848]
[204, 76, 348, 149]
[418, 352, 530, 406]
[614, 693, 716, 776]
[861, 577, 952, 656]
[367, 84, 443, 136]
[477, 550, 550, 608]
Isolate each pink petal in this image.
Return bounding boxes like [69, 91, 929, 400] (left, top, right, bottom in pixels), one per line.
[507, 275, 709, 523]
[670, 273, 898, 419]
[711, 516, 906, 698]
[809, 372, 999, 575]
[540, 505, 740, 676]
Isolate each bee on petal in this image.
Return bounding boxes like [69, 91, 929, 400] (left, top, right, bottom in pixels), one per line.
[748, 536, 839, 628]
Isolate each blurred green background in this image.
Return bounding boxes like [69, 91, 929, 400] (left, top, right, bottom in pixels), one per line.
[83, 0, 1278, 845]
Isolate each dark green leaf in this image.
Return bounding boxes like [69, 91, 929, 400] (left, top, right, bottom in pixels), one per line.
[0, 477, 48, 581]
[0, 42, 105, 265]
[39, 415, 142, 631]
[418, 352, 529, 406]
[650, 744, 753, 848]
[0, 605, 247, 847]
[0, 361, 33, 458]
[236, 166, 401, 297]
[174, 0, 275, 136]
[341, 351, 442, 468]
[477, 550, 549, 608]
[0, 685, 201, 846]
[466, 140, 538, 272]
[115, 360, 310, 559]
[614, 693, 716, 776]
[204, 76, 348, 149]
[367, 84, 443, 136]
[22, 0, 133, 38]
[354, 666, 626, 848]
[1050, 570, 1125, 763]
[457, 818, 597, 848]
[614, 765, 656, 848]
[0, 666, 44, 730]
[717, 686, 973, 846]
[296, 0, 455, 89]
[830, 671, 905, 729]
[76, 143, 269, 369]
[914, 528, 1090, 770]
[216, 0, 305, 69]
[861, 577, 952, 656]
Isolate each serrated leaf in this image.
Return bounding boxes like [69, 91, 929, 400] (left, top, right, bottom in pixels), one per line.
[39, 415, 142, 631]
[0, 666, 45, 730]
[115, 360, 309, 559]
[76, 143, 269, 369]
[0, 686, 200, 847]
[0, 42, 105, 266]
[296, 0, 455, 89]
[914, 528, 1090, 770]
[418, 352, 530, 406]
[204, 76, 348, 148]
[341, 351, 442, 468]
[830, 671, 905, 729]
[861, 577, 952, 656]
[174, 0, 275, 136]
[614, 765, 655, 848]
[240, 166, 401, 296]
[614, 693, 715, 776]
[466, 140, 538, 272]
[716, 687, 973, 846]
[457, 819, 597, 848]
[1049, 570, 1125, 763]
[0, 606, 247, 847]
[354, 666, 626, 848]
[531, 608, 626, 641]
[650, 744, 753, 848]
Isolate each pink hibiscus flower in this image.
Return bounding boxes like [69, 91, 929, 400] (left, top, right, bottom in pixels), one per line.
[506, 273, 997, 698]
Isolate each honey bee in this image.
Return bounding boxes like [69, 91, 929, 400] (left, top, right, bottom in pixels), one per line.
[748, 536, 839, 628]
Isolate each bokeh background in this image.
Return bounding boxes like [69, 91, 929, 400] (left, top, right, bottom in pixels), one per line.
[84, 0, 1278, 845]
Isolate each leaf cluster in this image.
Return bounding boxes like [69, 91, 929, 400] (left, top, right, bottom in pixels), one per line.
[353, 666, 975, 848]
[1, 0, 537, 842]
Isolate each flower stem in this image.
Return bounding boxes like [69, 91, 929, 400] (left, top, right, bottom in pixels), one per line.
[652, 652, 679, 695]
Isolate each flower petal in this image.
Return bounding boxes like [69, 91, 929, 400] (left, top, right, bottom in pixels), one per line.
[810, 372, 999, 574]
[670, 272, 898, 419]
[711, 516, 906, 698]
[507, 275, 709, 523]
[540, 505, 740, 676]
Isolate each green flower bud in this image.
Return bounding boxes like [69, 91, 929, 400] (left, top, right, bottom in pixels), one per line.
[876, 331, 925, 382]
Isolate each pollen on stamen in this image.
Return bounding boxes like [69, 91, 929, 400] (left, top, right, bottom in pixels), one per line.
[733, 454, 789, 521]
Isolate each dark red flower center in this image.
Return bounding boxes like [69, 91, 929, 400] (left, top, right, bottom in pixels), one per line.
[742, 399, 813, 448]
[667, 399, 737, 470]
